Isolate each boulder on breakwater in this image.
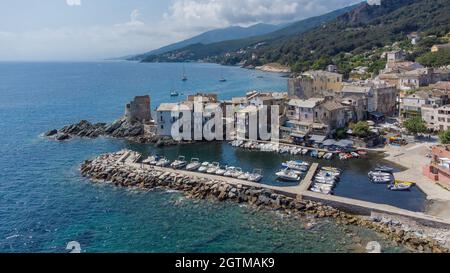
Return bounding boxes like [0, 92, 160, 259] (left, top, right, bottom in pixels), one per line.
[79, 149, 450, 253]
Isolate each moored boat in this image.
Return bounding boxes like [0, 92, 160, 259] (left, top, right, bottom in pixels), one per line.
[248, 169, 263, 182]
[281, 160, 310, 172]
[170, 156, 187, 169]
[155, 157, 171, 167]
[206, 162, 220, 174]
[186, 158, 201, 171]
[276, 168, 301, 182]
[198, 162, 210, 173]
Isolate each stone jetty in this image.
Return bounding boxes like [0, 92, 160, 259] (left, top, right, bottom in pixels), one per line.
[80, 150, 450, 253]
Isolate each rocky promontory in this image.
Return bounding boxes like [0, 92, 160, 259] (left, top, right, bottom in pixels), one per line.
[80, 150, 450, 253]
[44, 95, 180, 146]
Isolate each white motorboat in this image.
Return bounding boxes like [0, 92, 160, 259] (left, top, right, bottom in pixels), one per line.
[186, 158, 201, 171]
[231, 168, 243, 178]
[281, 160, 310, 172]
[223, 166, 236, 177]
[170, 156, 187, 169]
[301, 149, 309, 155]
[324, 153, 334, 160]
[155, 157, 171, 167]
[215, 166, 227, 176]
[276, 169, 301, 182]
[238, 172, 250, 180]
[206, 162, 220, 174]
[142, 155, 157, 165]
[248, 169, 263, 182]
[198, 162, 210, 173]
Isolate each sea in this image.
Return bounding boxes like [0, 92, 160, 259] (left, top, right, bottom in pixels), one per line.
[0, 61, 417, 253]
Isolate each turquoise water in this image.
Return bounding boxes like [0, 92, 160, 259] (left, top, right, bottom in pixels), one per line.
[0, 62, 408, 253]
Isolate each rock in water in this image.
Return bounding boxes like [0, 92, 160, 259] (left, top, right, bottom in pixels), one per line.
[44, 129, 58, 137]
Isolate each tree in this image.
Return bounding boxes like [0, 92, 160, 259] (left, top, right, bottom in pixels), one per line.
[416, 48, 450, 68]
[349, 121, 371, 138]
[439, 130, 450, 144]
[403, 117, 427, 135]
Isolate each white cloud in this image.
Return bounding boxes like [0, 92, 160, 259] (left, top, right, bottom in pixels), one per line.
[0, 0, 363, 61]
[66, 0, 81, 6]
[162, 0, 361, 32]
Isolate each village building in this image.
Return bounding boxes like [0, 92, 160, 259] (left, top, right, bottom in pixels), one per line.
[431, 43, 450, 52]
[423, 145, 450, 190]
[288, 70, 343, 99]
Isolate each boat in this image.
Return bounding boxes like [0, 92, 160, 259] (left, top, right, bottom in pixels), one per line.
[231, 168, 243, 178]
[310, 150, 319, 158]
[275, 168, 301, 182]
[373, 166, 395, 173]
[318, 152, 326, 159]
[388, 180, 414, 191]
[186, 158, 201, 171]
[215, 166, 227, 176]
[238, 172, 250, 180]
[206, 162, 220, 174]
[301, 149, 309, 155]
[181, 65, 188, 81]
[170, 90, 179, 97]
[248, 169, 263, 182]
[155, 157, 171, 167]
[368, 171, 393, 183]
[170, 156, 187, 169]
[357, 150, 368, 156]
[351, 152, 360, 158]
[322, 167, 341, 173]
[198, 162, 210, 173]
[324, 153, 333, 160]
[224, 166, 236, 177]
[219, 69, 226, 82]
[281, 160, 309, 172]
[142, 155, 159, 165]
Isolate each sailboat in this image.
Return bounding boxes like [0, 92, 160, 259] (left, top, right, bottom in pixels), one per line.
[219, 68, 226, 82]
[181, 65, 188, 81]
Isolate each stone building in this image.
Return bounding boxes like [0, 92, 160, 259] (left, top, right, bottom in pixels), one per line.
[288, 70, 343, 99]
[124, 95, 152, 123]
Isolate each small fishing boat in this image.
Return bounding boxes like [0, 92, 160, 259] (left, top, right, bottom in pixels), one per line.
[170, 90, 179, 97]
[282, 160, 309, 172]
[373, 166, 395, 173]
[231, 168, 243, 178]
[224, 166, 236, 177]
[318, 152, 326, 159]
[248, 169, 263, 182]
[301, 149, 309, 155]
[155, 157, 171, 167]
[142, 155, 158, 165]
[276, 169, 301, 182]
[170, 156, 187, 169]
[198, 162, 210, 173]
[351, 152, 360, 158]
[186, 158, 201, 171]
[357, 150, 368, 156]
[206, 162, 220, 174]
[215, 166, 227, 176]
[321, 167, 341, 173]
[238, 172, 250, 180]
[323, 153, 333, 160]
[388, 180, 414, 191]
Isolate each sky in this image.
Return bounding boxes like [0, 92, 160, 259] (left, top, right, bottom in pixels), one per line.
[0, 0, 369, 61]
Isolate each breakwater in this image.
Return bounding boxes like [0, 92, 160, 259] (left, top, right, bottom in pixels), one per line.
[80, 150, 450, 253]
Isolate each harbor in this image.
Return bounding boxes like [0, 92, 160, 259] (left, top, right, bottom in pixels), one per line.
[80, 149, 450, 251]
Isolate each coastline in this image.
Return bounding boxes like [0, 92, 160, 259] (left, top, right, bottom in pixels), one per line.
[79, 149, 450, 253]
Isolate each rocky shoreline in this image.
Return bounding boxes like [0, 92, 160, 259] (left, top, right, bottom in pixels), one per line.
[80, 150, 449, 253]
[44, 119, 180, 146]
